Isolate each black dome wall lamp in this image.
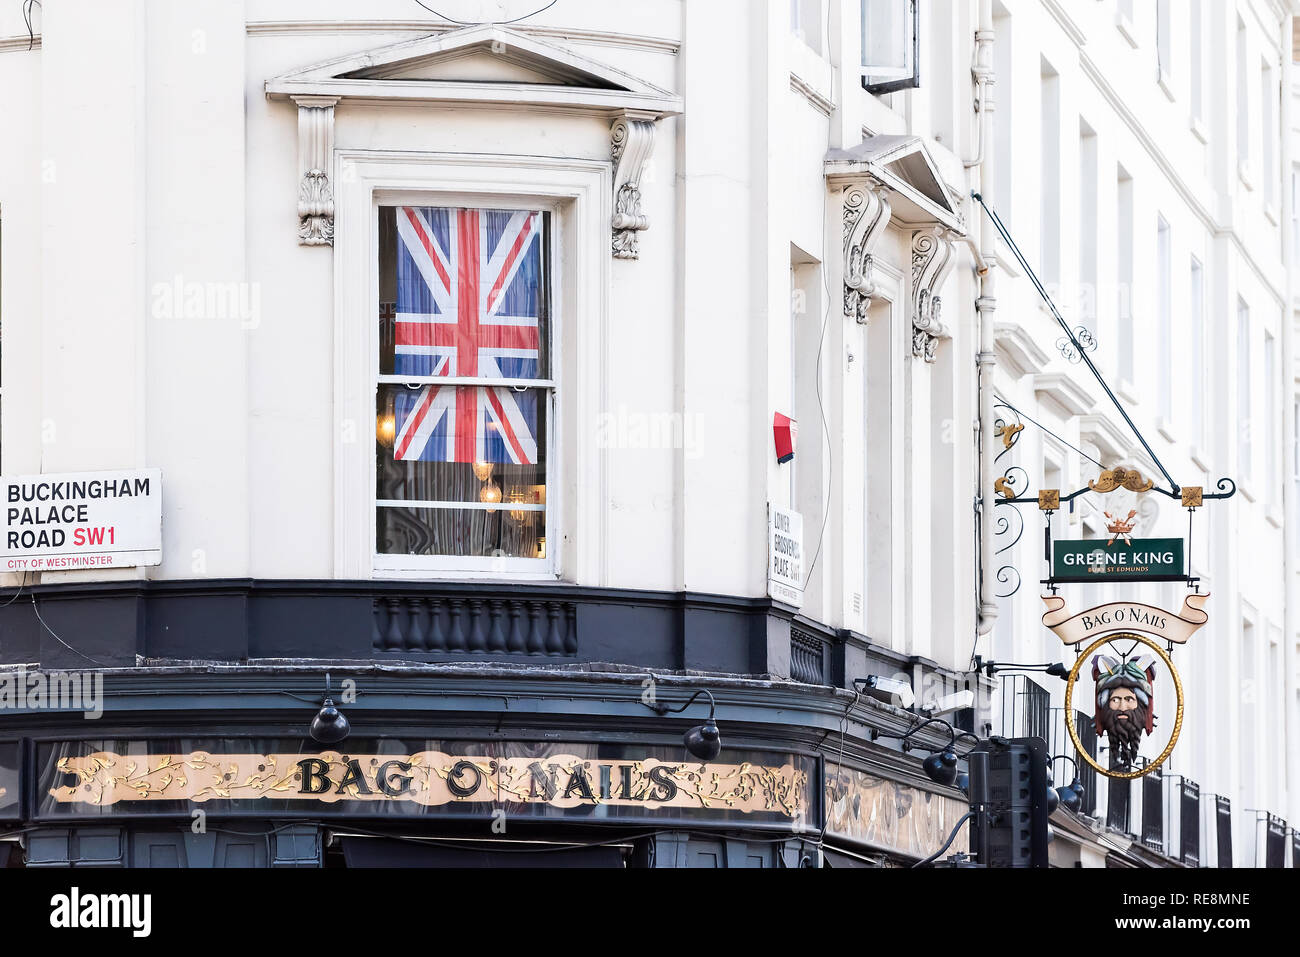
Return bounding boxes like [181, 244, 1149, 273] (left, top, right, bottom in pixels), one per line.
[309, 673, 351, 745]
[871, 717, 964, 787]
[1050, 754, 1085, 814]
[646, 687, 722, 760]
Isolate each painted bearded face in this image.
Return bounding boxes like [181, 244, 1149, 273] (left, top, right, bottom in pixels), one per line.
[1099, 686, 1149, 768]
[1092, 654, 1157, 771]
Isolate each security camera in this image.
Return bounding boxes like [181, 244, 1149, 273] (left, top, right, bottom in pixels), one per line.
[922, 689, 975, 718]
[854, 674, 916, 710]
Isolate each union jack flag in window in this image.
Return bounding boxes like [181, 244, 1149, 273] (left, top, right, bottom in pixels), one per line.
[391, 205, 544, 464]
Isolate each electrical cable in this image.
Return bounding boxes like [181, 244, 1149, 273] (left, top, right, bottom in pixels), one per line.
[411, 0, 558, 27]
[803, 8, 838, 590]
[22, 0, 39, 50]
[0, 571, 27, 608]
[818, 689, 860, 844]
[30, 592, 105, 667]
[972, 191, 1179, 495]
[911, 810, 972, 868]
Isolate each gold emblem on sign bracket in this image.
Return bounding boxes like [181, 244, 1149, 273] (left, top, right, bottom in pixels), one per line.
[1064, 631, 1184, 781]
[1037, 489, 1059, 511]
[1181, 486, 1203, 508]
[1089, 466, 1154, 494]
[996, 422, 1024, 450]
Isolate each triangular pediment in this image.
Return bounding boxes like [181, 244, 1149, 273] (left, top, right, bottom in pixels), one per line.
[825, 135, 964, 232]
[266, 24, 680, 115]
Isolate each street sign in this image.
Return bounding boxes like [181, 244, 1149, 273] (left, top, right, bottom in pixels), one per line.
[767, 504, 804, 607]
[1052, 537, 1183, 582]
[0, 468, 162, 572]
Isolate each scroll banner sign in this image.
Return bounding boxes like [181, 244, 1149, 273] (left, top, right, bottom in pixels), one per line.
[1041, 593, 1210, 646]
[36, 740, 817, 830]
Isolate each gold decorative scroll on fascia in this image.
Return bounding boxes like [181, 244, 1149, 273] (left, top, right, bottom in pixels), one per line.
[1041, 593, 1210, 646]
[49, 751, 809, 818]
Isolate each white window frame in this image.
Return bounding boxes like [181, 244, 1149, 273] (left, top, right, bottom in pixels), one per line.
[333, 150, 609, 582]
[861, 0, 920, 94]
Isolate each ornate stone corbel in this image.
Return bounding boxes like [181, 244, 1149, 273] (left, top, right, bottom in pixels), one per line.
[842, 182, 892, 323]
[610, 113, 657, 260]
[293, 95, 338, 246]
[909, 225, 957, 362]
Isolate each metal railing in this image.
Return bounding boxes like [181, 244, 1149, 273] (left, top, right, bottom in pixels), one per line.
[1178, 778, 1201, 866]
[997, 674, 1051, 741]
[1215, 795, 1233, 868]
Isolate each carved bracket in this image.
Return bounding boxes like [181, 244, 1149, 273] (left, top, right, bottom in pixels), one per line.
[909, 226, 957, 362]
[610, 113, 657, 260]
[293, 95, 338, 246]
[841, 182, 892, 323]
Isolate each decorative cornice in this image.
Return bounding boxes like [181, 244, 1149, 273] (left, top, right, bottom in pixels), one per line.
[610, 113, 657, 260]
[841, 181, 892, 323]
[789, 72, 834, 117]
[909, 226, 958, 362]
[993, 319, 1052, 377]
[0, 34, 39, 53]
[246, 21, 682, 55]
[1032, 372, 1098, 417]
[269, 25, 680, 257]
[1078, 413, 1132, 463]
[264, 23, 682, 116]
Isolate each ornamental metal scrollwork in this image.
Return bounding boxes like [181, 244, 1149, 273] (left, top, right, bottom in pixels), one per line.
[994, 506, 1023, 557]
[1056, 325, 1098, 364]
[990, 402, 1027, 598]
[995, 564, 1021, 599]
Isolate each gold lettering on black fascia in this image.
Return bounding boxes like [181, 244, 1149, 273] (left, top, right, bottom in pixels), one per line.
[377, 760, 413, 796]
[335, 759, 372, 795]
[297, 758, 332, 795]
[446, 759, 483, 798]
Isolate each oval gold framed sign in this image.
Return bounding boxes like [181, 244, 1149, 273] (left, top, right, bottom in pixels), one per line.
[1063, 631, 1184, 780]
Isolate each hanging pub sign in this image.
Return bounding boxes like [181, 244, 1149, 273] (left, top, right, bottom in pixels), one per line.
[991, 453, 1238, 782]
[1051, 537, 1184, 582]
[0, 468, 162, 572]
[1043, 593, 1209, 781]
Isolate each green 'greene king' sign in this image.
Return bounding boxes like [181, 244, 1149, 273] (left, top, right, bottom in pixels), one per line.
[1052, 538, 1185, 582]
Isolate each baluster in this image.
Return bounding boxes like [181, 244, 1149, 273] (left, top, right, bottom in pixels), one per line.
[371, 602, 385, 651]
[384, 598, 405, 651]
[506, 601, 526, 653]
[407, 598, 427, 651]
[487, 599, 508, 652]
[427, 597, 446, 652]
[526, 602, 544, 654]
[467, 598, 487, 652]
[563, 604, 577, 653]
[544, 602, 563, 656]
[446, 598, 467, 652]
